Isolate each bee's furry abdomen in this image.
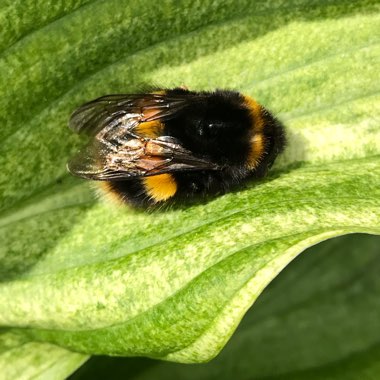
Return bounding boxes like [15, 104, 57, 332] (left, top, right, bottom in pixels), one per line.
[258, 108, 287, 172]
[99, 169, 241, 207]
[101, 174, 178, 207]
[102, 179, 149, 207]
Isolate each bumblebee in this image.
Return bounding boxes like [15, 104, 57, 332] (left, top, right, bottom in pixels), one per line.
[67, 88, 286, 207]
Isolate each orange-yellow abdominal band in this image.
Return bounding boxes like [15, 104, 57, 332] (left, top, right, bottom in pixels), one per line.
[143, 173, 177, 202]
[247, 133, 265, 169]
[243, 95, 264, 132]
[243, 95, 265, 169]
[135, 120, 164, 138]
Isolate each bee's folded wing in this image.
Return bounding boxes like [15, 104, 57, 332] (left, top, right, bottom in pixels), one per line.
[67, 136, 221, 181]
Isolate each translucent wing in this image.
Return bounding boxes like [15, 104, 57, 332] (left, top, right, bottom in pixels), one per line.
[69, 93, 190, 136]
[67, 135, 221, 181]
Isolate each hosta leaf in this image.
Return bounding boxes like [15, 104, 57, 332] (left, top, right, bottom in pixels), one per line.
[69, 234, 380, 380]
[0, 0, 379, 378]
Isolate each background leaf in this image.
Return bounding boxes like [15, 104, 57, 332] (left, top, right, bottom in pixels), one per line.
[0, 0, 379, 378]
[0, 330, 87, 380]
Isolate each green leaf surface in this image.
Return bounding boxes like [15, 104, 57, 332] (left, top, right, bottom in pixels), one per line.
[68, 234, 380, 380]
[1, 0, 379, 378]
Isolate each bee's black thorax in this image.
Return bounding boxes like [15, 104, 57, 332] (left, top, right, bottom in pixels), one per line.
[163, 89, 253, 168]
